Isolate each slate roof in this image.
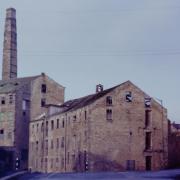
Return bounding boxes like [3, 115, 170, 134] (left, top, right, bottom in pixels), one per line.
[57, 81, 130, 114]
[0, 75, 40, 94]
[172, 123, 180, 130]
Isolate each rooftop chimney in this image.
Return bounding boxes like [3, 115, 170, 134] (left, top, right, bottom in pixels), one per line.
[96, 84, 103, 93]
[2, 8, 17, 80]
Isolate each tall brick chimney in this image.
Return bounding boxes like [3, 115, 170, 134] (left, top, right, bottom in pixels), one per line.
[2, 8, 17, 80]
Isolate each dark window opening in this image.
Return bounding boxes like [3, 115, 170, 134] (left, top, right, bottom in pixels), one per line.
[126, 92, 132, 102]
[41, 122, 44, 132]
[61, 137, 64, 148]
[36, 141, 39, 151]
[0, 129, 4, 134]
[62, 119, 65, 128]
[145, 110, 151, 127]
[57, 119, 59, 129]
[145, 132, 151, 150]
[106, 109, 112, 121]
[41, 99, 46, 107]
[85, 111, 87, 120]
[51, 140, 54, 149]
[57, 138, 59, 149]
[36, 123, 39, 132]
[67, 152, 70, 164]
[146, 156, 152, 171]
[73, 115, 76, 122]
[41, 84, 47, 93]
[51, 120, 54, 130]
[1, 97, 5, 105]
[45, 121, 48, 136]
[9, 95, 13, 104]
[106, 96, 113, 106]
[23, 111, 26, 116]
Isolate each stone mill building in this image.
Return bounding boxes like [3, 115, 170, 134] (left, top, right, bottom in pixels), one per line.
[0, 8, 169, 172]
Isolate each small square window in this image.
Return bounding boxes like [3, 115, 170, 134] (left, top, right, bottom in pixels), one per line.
[0, 129, 4, 134]
[1, 97, 5, 105]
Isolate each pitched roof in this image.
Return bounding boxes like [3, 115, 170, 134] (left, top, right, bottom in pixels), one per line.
[172, 123, 180, 130]
[0, 75, 40, 94]
[57, 81, 131, 114]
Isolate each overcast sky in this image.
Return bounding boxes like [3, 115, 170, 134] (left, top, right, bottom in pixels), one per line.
[0, 0, 180, 123]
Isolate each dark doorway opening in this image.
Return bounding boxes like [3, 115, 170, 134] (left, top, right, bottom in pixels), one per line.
[146, 156, 152, 171]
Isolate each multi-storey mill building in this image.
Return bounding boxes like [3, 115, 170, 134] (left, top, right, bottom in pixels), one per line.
[0, 8, 65, 170]
[29, 82, 168, 173]
[0, 8, 169, 173]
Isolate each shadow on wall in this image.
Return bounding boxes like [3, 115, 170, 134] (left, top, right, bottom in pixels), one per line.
[74, 152, 124, 172]
[168, 133, 180, 169]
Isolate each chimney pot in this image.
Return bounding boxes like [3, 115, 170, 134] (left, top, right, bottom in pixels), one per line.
[96, 84, 103, 93]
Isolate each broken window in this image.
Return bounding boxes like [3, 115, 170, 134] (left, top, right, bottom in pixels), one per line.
[1, 97, 5, 105]
[145, 98, 151, 108]
[106, 109, 112, 121]
[145, 110, 151, 127]
[106, 96, 113, 106]
[145, 132, 152, 150]
[41, 84, 47, 93]
[126, 91, 132, 102]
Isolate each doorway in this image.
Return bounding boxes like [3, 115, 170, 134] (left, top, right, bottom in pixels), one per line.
[146, 156, 152, 171]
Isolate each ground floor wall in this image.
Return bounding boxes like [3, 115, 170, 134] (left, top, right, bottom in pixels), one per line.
[0, 147, 28, 172]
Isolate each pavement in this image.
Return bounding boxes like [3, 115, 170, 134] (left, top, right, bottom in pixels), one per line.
[15, 169, 180, 180]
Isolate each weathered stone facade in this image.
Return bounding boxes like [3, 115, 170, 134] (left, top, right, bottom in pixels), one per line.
[0, 8, 65, 171]
[29, 81, 168, 173]
[0, 75, 65, 170]
[168, 122, 180, 168]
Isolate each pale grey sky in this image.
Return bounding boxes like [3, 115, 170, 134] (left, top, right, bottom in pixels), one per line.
[0, 0, 180, 122]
